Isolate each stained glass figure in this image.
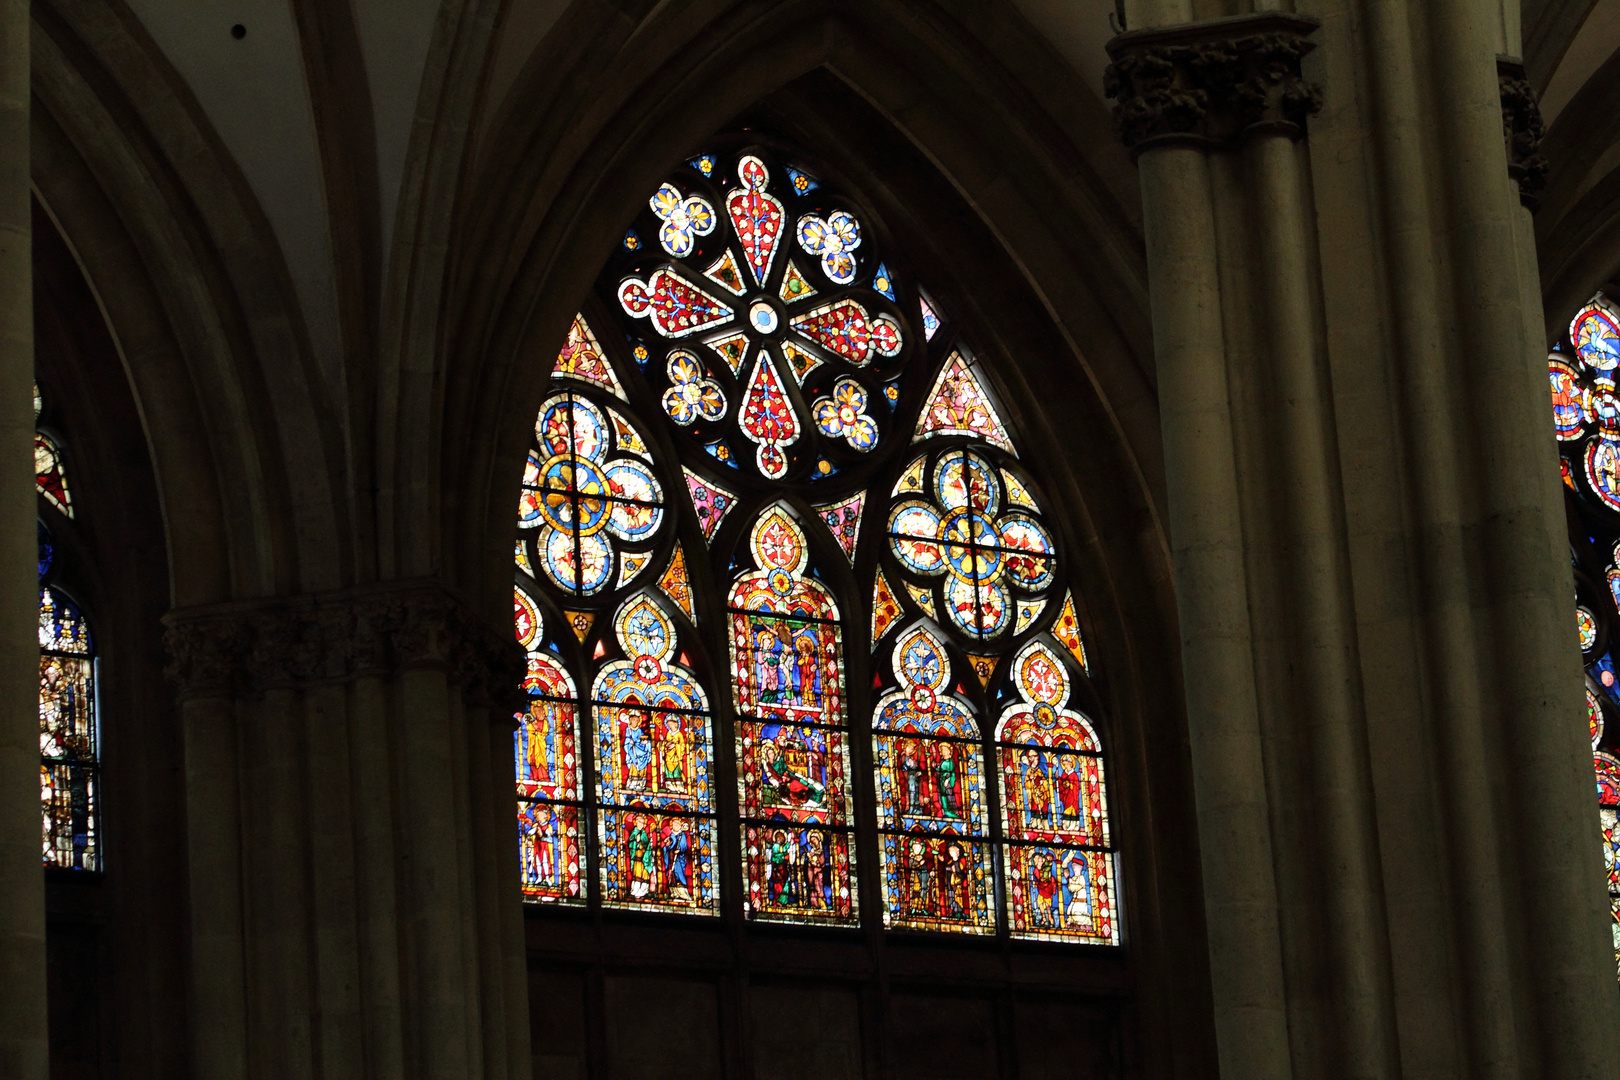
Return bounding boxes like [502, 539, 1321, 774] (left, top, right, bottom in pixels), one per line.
[729, 508, 856, 923]
[813, 491, 864, 564]
[683, 467, 736, 541]
[913, 353, 1014, 452]
[996, 638, 1117, 943]
[1575, 296, 1620, 374]
[886, 449, 1056, 641]
[728, 156, 786, 286]
[554, 314, 628, 400]
[594, 593, 718, 912]
[1551, 356, 1588, 440]
[35, 432, 72, 517]
[520, 392, 665, 594]
[515, 599, 586, 903]
[39, 586, 96, 870]
[872, 625, 994, 933]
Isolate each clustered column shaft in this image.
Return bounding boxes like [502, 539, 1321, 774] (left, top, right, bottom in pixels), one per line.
[1113, 1, 1620, 1076]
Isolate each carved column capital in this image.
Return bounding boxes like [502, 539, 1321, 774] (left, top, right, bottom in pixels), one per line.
[1105, 12, 1323, 155]
[1498, 56, 1547, 211]
[162, 581, 525, 710]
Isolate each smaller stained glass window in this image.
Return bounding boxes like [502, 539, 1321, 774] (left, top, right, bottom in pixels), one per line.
[873, 624, 994, 933]
[729, 508, 857, 924]
[996, 639, 1117, 943]
[593, 592, 718, 913]
[40, 584, 97, 870]
[514, 588, 586, 904]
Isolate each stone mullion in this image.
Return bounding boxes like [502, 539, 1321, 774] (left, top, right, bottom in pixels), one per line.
[0, 0, 43, 1074]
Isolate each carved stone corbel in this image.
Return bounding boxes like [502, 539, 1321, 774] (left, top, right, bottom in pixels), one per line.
[1105, 12, 1323, 155]
[1498, 56, 1547, 211]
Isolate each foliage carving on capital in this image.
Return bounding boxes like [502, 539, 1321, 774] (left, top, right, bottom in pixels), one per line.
[1498, 57, 1547, 211]
[1105, 13, 1323, 154]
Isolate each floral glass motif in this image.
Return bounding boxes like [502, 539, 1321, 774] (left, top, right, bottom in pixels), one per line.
[662, 351, 726, 426]
[797, 210, 862, 284]
[520, 393, 665, 595]
[729, 509, 856, 923]
[887, 449, 1056, 641]
[514, 594, 586, 903]
[603, 148, 908, 484]
[997, 639, 1117, 943]
[594, 593, 718, 912]
[813, 378, 880, 451]
[39, 586, 96, 870]
[651, 182, 717, 258]
[873, 625, 994, 933]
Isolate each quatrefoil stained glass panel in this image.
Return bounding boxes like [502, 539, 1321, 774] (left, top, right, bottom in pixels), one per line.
[511, 140, 1117, 941]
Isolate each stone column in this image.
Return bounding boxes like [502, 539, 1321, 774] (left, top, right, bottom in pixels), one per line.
[0, 0, 43, 1076]
[163, 583, 530, 1080]
[1112, 1, 1620, 1075]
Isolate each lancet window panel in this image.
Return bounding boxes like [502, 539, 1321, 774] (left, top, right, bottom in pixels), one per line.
[509, 137, 1121, 947]
[729, 507, 857, 925]
[39, 535, 98, 872]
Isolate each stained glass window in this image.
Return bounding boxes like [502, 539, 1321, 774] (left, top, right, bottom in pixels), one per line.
[39, 560, 97, 870]
[729, 508, 856, 923]
[34, 385, 72, 518]
[1544, 292, 1620, 973]
[511, 141, 1118, 943]
[873, 624, 993, 932]
[514, 588, 586, 903]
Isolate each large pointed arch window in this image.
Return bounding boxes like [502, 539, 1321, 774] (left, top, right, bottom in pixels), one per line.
[511, 141, 1119, 941]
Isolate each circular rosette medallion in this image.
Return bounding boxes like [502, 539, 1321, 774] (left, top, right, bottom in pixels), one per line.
[886, 449, 1057, 641]
[520, 392, 666, 595]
